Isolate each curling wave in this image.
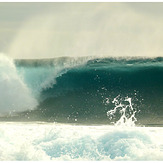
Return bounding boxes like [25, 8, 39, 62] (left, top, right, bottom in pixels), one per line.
[0, 56, 163, 126]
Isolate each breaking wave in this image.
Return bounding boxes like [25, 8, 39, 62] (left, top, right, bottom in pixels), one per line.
[0, 54, 37, 115]
[0, 54, 163, 126]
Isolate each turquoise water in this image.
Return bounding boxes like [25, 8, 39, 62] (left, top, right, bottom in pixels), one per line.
[8, 56, 163, 126]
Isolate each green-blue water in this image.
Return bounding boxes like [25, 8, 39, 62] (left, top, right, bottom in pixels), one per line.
[1, 57, 160, 126]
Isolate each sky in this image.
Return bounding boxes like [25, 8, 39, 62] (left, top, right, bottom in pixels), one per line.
[0, 2, 163, 59]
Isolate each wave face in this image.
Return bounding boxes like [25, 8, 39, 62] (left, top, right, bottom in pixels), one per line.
[0, 56, 163, 126]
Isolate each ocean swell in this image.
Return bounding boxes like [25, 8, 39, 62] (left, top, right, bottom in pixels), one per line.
[0, 55, 163, 126]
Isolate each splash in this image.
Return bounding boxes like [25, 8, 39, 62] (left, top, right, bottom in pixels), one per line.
[0, 54, 90, 115]
[0, 54, 38, 115]
[107, 95, 137, 127]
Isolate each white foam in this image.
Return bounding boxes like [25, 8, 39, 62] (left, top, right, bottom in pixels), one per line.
[0, 122, 163, 161]
[0, 54, 38, 115]
[107, 95, 137, 127]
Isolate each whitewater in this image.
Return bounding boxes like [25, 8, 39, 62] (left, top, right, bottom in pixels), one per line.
[0, 54, 163, 161]
[0, 123, 163, 161]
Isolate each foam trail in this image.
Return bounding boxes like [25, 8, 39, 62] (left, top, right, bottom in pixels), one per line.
[0, 54, 38, 115]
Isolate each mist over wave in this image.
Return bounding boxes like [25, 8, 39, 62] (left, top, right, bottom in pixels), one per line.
[5, 3, 163, 59]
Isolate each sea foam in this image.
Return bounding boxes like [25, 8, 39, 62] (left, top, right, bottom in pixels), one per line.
[0, 122, 163, 161]
[0, 54, 37, 115]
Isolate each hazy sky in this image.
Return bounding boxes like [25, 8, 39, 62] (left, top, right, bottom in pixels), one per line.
[1, 2, 163, 59]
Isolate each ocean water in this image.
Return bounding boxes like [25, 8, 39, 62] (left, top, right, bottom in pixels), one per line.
[0, 54, 163, 160]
